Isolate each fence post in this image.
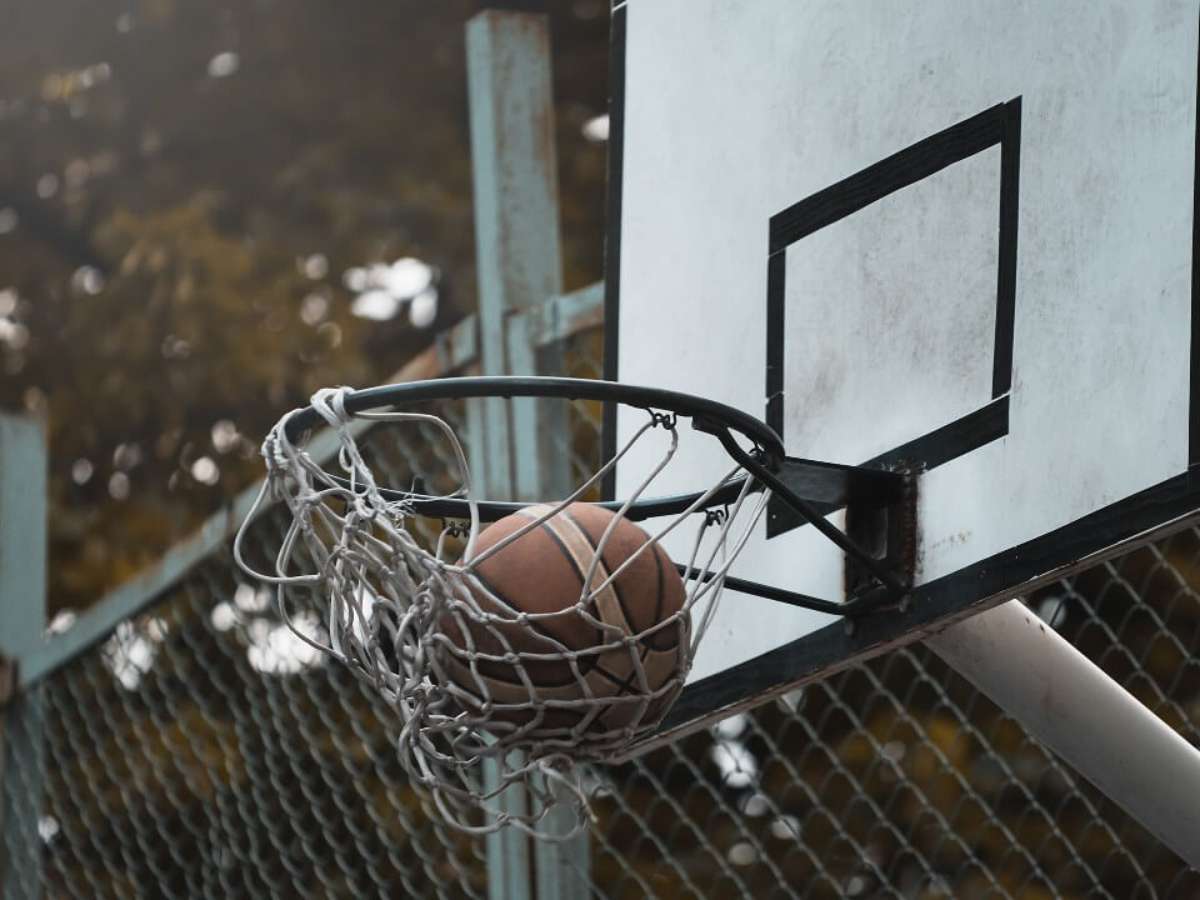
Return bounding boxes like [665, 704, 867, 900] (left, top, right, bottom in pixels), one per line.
[0, 414, 48, 900]
[467, 9, 588, 899]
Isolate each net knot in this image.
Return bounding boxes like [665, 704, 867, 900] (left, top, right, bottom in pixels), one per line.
[649, 410, 677, 430]
[704, 507, 729, 527]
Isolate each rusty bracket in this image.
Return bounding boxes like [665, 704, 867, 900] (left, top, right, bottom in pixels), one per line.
[842, 466, 919, 614]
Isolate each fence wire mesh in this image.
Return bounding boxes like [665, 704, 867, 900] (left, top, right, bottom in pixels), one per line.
[3, 318, 1199, 898]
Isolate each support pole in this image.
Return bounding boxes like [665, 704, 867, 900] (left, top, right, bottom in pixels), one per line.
[467, 8, 571, 503]
[0, 414, 48, 899]
[466, 10, 587, 899]
[926, 598, 1200, 868]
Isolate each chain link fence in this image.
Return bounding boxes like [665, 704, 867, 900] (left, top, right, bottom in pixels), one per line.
[589, 531, 1200, 898]
[3, 313, 1199, 898]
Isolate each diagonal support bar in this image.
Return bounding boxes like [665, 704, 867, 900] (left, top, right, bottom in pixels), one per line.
[927, 599, 1200, 867]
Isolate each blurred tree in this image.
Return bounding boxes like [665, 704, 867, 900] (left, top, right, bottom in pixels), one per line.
[0, 0, 611, 615]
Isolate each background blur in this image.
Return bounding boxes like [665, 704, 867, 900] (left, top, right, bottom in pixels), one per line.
[3, 3, 1199, 898]
[0, 0, 609, 619]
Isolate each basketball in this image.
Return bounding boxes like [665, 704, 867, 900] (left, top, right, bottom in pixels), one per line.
[436, 503, 690, 738]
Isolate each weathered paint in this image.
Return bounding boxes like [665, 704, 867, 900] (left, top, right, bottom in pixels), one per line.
[467, 10, 571, 505]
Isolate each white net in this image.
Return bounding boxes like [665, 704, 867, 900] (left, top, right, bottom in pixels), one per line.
[234, 386, 769, 838]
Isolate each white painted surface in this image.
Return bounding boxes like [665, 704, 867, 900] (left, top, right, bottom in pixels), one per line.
[782, 148, 999, 464]
[616, 0, 1197, 682]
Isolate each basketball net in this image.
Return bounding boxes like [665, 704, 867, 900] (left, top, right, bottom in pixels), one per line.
[234, 387, 769, 839]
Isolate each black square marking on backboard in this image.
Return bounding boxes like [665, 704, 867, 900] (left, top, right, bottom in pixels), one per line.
[765, 98, 1022, 537]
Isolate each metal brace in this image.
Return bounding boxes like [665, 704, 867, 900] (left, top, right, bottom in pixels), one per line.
[691, 416, 917, 619]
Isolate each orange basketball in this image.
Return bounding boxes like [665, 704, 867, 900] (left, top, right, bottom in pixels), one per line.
[436, 503, 690, 739]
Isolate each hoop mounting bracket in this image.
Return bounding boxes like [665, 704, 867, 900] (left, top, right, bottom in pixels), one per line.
[771, 457, 907, 514]
[681, 455, 917, 619]
[772, 456, 918, 615]
[760, 457, 917, 617]
[692, 416, 917, 618]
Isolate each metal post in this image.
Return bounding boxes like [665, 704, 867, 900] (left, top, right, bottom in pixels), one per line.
[926, 598, 1200, 868]
[467, 9, 587, 899]
[0, 414, 48, 899]
[467, 8, 571, 503]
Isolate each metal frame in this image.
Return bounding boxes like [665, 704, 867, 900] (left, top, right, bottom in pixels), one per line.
[281, 374, 915, 617]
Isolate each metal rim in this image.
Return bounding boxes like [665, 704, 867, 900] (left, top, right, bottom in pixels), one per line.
[282, 375, 784, 522]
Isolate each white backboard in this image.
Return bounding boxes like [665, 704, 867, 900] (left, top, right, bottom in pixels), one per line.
[606, 0, 1200, 754]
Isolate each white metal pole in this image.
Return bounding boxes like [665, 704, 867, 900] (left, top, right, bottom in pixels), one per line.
[926, 598, 1200, 868]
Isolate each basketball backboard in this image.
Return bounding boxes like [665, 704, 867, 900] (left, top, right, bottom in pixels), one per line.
[606, 0, 1200, 758]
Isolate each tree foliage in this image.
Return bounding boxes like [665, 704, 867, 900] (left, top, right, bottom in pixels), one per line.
[0, 0, 610, 615]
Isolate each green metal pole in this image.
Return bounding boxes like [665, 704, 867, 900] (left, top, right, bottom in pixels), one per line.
[467, 9, 589, 898]
[0, 414, 48, 900]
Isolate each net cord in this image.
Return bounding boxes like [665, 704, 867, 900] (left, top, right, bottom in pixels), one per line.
[233, 386, 767, 838]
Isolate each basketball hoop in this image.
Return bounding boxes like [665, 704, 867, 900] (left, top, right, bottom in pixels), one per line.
[233, 376, 912, 838]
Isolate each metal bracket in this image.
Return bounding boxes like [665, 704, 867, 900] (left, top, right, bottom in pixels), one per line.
[767, 457, 903, 534]
[840, 463, 918, 613]
[772, 456, 906, 514]
[773, 456, 917, 613]
[762, 457, 916, 616]
[689, 416, 917, 618]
